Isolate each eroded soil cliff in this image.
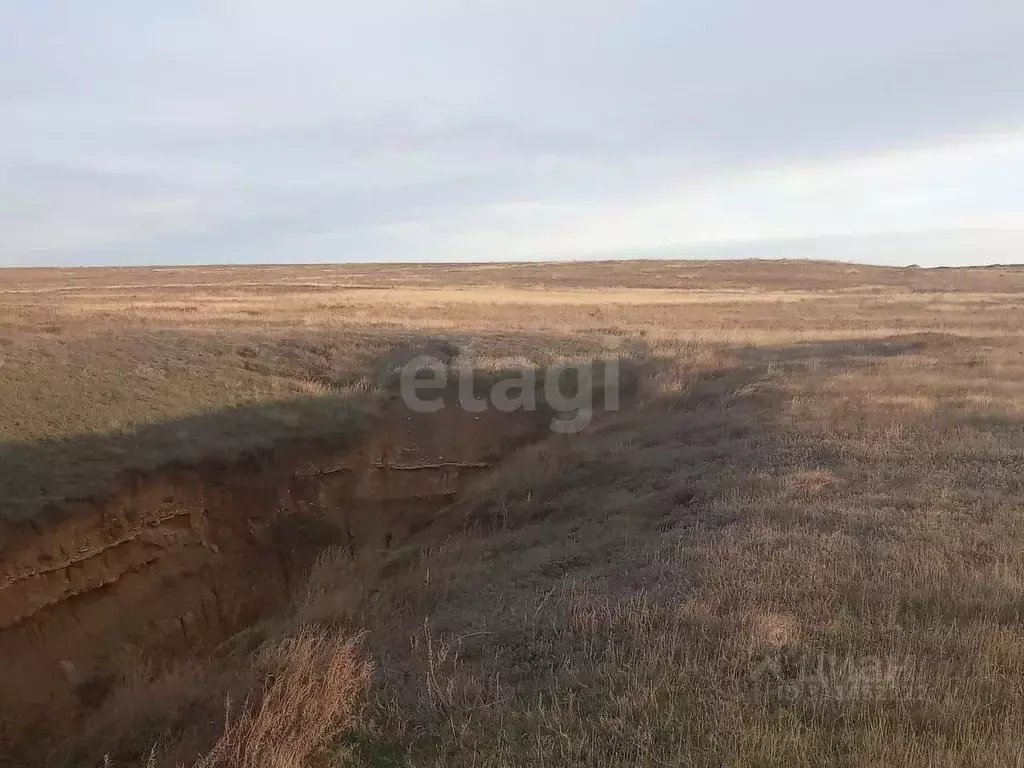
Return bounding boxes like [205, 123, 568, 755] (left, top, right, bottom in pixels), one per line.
[0, 389, 555, 751]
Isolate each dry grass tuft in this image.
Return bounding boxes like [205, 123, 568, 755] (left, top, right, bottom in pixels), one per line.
[192, 627, 372, 768]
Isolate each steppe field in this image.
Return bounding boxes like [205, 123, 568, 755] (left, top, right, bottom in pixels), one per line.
[3, 259, 1024, 767]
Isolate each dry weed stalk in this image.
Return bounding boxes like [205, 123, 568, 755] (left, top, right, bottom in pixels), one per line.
[193, 627, 372, 768]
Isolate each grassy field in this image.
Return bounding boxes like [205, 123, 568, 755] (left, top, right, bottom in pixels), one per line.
[5, 260, 1024, 766]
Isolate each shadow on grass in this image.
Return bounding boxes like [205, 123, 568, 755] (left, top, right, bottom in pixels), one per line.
[279, 332, 991, 768]
[7, 330, 967, 767]
[0, 333, 933, 522]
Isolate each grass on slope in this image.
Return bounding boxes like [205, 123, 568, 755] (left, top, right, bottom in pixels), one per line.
[75, 331, 1024, 768]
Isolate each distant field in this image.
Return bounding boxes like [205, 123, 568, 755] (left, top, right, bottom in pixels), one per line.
[4, 260, 1024, 514]
[6, 260, 1024, 766]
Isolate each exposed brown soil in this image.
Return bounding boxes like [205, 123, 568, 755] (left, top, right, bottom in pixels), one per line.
[0, 387, 556, 752]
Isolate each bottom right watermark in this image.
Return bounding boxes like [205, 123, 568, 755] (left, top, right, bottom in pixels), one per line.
[751, 651, 929, 702]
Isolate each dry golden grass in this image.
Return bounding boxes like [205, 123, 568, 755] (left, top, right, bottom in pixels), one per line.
[75, 625, 372, 768]
[193, 627, 372, 768]
[287, 334, 1024, 767]
[6, 260, 1022, 517]
[6, 259, 1024, 766]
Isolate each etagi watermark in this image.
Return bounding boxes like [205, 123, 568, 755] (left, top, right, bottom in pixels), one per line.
[397, 356, 621, 433]
[751, 651, 928, 702]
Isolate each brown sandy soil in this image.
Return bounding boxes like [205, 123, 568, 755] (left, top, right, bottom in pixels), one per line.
[0, 380, 562, 753]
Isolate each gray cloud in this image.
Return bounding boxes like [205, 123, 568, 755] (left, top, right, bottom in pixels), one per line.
[1, 1, 1022, 266]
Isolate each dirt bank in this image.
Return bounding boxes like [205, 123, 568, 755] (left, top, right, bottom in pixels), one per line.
[0, 388, 556, 752]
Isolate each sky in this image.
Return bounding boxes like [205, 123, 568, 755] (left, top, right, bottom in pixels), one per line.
[1, 1, 1023, 267]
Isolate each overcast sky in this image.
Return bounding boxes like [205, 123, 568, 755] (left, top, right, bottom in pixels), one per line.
[1, 1, 1022, 267]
